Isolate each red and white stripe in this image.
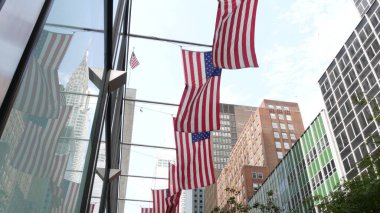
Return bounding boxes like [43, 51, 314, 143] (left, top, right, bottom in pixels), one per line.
[130, 52, 140, 69]
[11, 106, 72, 178]
[174, 130, 215, 190]
[14, 31, 72, 118]
[89, 204, 95, 213]
[166, 191, 181, 213]
[152, 189, 167, 213]
[52, 181, 80, 213]
[141, 208, 153, 213]
[49, 154, 69, 185]
[168, 164, 180, 195]
[167, 163, 181, 213]
[176, 50, 221, 133]
[212, 0, 259, 69]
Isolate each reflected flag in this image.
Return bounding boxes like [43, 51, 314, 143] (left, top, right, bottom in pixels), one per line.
[11, 105, 72, 180]
[141, 208, 153, 213]
[51, 180, 80, 213]
[152, 189, 167, 213]
[49, 153, 69, 185]
[212, 0, 259, 69]
[130, 51, 140, 69]
[175, 50, 221, 133]
[174, 122, 215, 189]
[14, 30, 72, 118]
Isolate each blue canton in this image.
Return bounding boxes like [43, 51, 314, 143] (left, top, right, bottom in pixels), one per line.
[204, 52, 222, 80]
[192, 131, 210, 143]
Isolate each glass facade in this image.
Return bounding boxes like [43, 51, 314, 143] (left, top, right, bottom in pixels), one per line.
[353, 0, 375, 17]
[0, 0, 130, 211]
[249, 112, 343, 213]
[318, 0, 380, 179]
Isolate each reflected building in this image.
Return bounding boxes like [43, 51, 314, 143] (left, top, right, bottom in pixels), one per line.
[63, 52, 90, 182]
[204, 104, 255, 213]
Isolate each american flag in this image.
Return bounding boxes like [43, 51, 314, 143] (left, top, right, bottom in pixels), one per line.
[129, 51, 140, 69]
[141, 208, 153, 213]
[11, 105, 72, 179]
[168, 163, 179, 195]
[49, 153, 70, 185]
[89, 203, 95, 213]
[212, 0, 259, 69]
[51, 180, 80, 213]
[14, 30, 72, 118]
[166, 191, 181, 213]
[174, 124, 216, 189]
[175, 50, 222, 133]
[152, 189, 167, 213]
[167, 163, 181, 213]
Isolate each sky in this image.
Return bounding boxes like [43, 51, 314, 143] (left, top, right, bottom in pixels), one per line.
[124, 0, 360, 212]
[46, 0, 361, 212]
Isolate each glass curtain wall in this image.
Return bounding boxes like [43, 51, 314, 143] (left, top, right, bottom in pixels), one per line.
[0, 0, 105, 212]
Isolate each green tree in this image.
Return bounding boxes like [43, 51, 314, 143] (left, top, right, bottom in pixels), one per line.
[212, 188, 279, 213]
[312, 95, 380, 212]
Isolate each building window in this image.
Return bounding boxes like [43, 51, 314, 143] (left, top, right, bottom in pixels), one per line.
[277, 152, 283, 159]
[286, 115, 292, 121]
[270, 113, 276, 119]
[288, 124, 294, 130]
[258, 172, 263, 179]
[275, 141, 282, 148]
[290, 133, 296, 140]
[252, 172, 257, 179]
[272, 122, 278, 128]
[268, 104, 274, 109]
[280, 123, 286, 129]
[274, 132, 280, 138]
[278, 114, 284, 120]
[276, 106, 282, 110]
[283, 106, 289, 110]
[282, 133, 288, 139]
[284, 142, 290, 149]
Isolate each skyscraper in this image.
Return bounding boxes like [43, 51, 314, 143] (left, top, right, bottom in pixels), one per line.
[217, 100, 304, 208]
[63, 52, 90, 183]
[249, 111, 345, 212]
[204, 103, 255, 213]
[353, 0, 375, 17]
[318, 0, 380, 179]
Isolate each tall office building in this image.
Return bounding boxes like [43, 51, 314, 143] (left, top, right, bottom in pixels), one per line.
[64, 52, 90, 182]
[217, 100, 304, 208]
[318, 0, 380, 179]
[353, 0, 375, 17]
[204, 104, 255, 213]
[249, 111, 345, 212]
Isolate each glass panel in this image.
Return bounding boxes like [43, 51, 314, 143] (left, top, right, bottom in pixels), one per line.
[0, 0, 104, 212]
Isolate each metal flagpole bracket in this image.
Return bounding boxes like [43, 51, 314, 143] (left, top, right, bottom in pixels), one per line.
[89, 67, 127, 91]
[96, 168, 121, 181]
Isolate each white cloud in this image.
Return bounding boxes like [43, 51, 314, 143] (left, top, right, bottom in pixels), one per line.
[260, 0, 359, 125]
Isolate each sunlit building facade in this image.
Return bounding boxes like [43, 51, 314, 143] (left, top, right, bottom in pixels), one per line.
[249, 111, 344, 213]
[318, 0, 380, 179]
[217, 100, 304, 208]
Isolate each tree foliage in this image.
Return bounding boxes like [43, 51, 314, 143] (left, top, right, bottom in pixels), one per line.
[212, 188, 279, 213]
[312, 95, 380, 212]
